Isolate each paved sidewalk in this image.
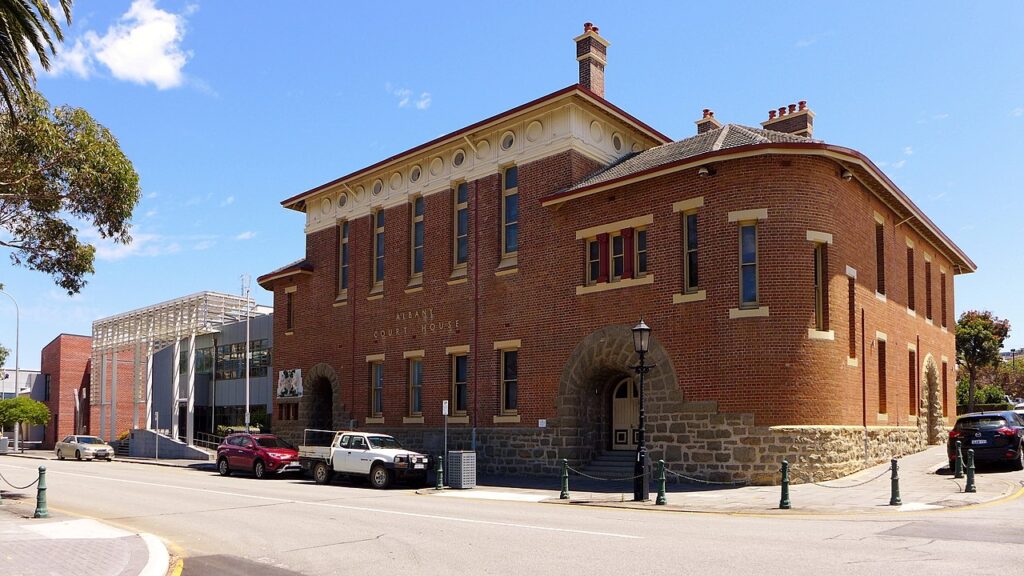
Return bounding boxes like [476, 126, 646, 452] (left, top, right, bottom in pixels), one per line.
[421, 446, 1024, 515]
[0, 505, 169, 576]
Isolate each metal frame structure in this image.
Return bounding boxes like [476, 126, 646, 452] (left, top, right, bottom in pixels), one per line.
[90, 292, 258, 445]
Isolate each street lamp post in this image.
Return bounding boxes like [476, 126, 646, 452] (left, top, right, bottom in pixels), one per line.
[630, 319, 652, 502]
[241, 275, 252, 434]
[0, 288, 19, 451]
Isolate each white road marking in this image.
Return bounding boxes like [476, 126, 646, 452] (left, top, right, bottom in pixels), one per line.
[0, 462, 639, 540]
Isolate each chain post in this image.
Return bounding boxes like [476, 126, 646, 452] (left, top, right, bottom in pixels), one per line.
[965, 449, 976, 493]
[435, 455, 444, 490]
[954, 440, 964, 478]
[559, 459, 570, 500]
[889, 458, 902, 506]
[779, 460, 791, 509]
[33, 466, 48, 518]
[656, 460, 667, 505]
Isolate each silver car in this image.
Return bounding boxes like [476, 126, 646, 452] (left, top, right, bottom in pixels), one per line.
[55, 435, 114, 461]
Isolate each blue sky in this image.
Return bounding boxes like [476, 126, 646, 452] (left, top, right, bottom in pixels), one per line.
[1, 0, 1023, 369]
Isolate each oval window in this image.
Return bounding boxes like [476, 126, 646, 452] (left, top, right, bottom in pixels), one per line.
[612, 134, 623, 151]
[501, 132, 515, 150]
[410, 165, 421, 183]
[372, 180, 383, 196]
[453, 150, 465, 167]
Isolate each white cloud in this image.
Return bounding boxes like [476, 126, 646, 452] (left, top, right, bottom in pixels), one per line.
[90, 231, 182, 261]
[144, 209, 158, 218]
[1013, 107, 1024, 117]
[902, 146, 913, 156]
[146, 191, 159, 199]
[415, 92, 431, 109]
[890, 159, 906, 169]
[42, 0, 193, 90]
[220, 195, 235, 207]
[234, 231, 256, 241]
[386, 83, 431, 110]
[192, 239, 215, 251]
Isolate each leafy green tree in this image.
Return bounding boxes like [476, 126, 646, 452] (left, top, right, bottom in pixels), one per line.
[0, 0, 72, 114]
[0, 396, 50, 430]
[1, 92, 140, 293]
[956, 310, 1010, 412]
[0, 343, 8, 367]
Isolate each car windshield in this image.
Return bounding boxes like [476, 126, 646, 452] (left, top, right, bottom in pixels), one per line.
[368, 436, 403, 450]
[956, 416, 1007, 430]
[77, 437, 104, 444]
[254, 437, 294, 450]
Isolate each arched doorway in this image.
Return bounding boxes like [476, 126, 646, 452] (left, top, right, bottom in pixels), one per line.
[611, 377, 639, 450]
[923, 356, 942, 444]
[309, 376, 333, 431]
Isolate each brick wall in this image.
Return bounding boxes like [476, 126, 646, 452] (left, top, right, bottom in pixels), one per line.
[40, 334, 92, 448]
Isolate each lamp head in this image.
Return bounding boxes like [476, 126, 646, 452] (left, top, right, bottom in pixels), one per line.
[632, 319, 651, 354]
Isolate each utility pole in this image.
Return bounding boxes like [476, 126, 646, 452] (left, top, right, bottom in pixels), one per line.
[0, 287, 20, 451]
[241, 274, 252, 433]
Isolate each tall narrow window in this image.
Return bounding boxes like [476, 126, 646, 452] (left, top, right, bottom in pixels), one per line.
[813, 244, 829, 330]
[411, 196, 424, 279]
[370, 362, 384, 417]
[408, 358, 422, 416]
[908, 349, 917, 416]
[878, 339, 887, 414]
[635, 229, 648, 276]
[611, 234, 624, 280]
[501, 350, 518, 414]
[372, 209, 385, 289]
[940, 271, 948, 328]
[684, 212, 698, 292]
[906, 247, 915, 311]
[452, 354, 468, 415]
[740, 223, 758, 306]
[286, 292, 294, 331]
[875, 222, 886, 295]
[941, 361, 949, 416]
[848, 276, 856, 359]
[501, 166, 519, 258]
[586, 239, 600, 285]
[925, 261, 933, 321]
[453, 183, 468, 271]
[338, 221, 349, 294]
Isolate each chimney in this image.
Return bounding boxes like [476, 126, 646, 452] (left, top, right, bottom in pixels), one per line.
[695, 108, 723, 134]
[760, 100, 814, 138]
[575, 22, 610, 98]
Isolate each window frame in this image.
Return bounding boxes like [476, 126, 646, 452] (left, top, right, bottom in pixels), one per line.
[452, 354, 468, 416]
[453, 182, 469, 273]
[908, 348, 917, 416]
[875, 221, 886, 296]
[906, 246, 915, 312]
[285, 291, 294, 331]
[813, 243, 828, 331]
[372, 208, 385, 291]
[500, 349, 518, 416]
[370, 361, 384, 418]
[338, 221, 349, 297]
[410, 196, 424, 281]
[924, 259, 933, 321]
[634, 227, 648, 277]
[739, 222, 759, 307]
[501, 166, 519, 261]
[408, 357, 423, 416]
[940, 270, 948, 328]
[683, 211, 698, 293]
[877, 337, 887, 415]
[586, 238, 601, 286]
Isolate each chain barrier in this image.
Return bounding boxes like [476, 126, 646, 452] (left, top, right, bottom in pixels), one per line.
[663, 467, 750, 487]
[565, 464, 645, 482]
[788, 462, 893, 489]
[0, 470, 40, 490]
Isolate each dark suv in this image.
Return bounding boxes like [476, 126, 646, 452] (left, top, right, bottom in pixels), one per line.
[948, 411, 1024, 471]
[217, 433, 301, 479]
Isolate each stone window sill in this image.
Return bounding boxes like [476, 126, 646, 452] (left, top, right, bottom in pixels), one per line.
[807, 329, 835, 341]
[404, 285, 423, 294]
[366, 293, 383, 301]
[576, 274, 654, 296]
[365, 417, 384, 425]
[333, 295, 348, 307]
[284, 330, 294, 336]
[447, 415, 470, 424]
[672, 289, 706, 304]
[847, 357, 858, 367]
[906, 308, 916, 317]
[728, 306, 769, 319]
[495, 267, 518, 277]
[493, 414, 521, 424]
[403, 416, 424, 424]
[447, 277, 468, 286]
[875, 292, 887, 303]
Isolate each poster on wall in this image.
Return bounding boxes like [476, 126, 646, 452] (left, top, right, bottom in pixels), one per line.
[277, 369, 303, 398]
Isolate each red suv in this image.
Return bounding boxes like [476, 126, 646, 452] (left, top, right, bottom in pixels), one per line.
[217, 433, 301, 479]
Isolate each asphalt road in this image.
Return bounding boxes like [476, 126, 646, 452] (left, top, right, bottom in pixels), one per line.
[1, 457, 1022, 576]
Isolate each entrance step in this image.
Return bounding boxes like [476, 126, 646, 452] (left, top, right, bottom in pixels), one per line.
[579, 450, 638, 481]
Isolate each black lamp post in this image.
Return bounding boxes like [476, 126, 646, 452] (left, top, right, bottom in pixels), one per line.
[631, 319, 652, 502]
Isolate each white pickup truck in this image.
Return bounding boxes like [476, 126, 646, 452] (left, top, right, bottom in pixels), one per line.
[298, 429, 431, 489]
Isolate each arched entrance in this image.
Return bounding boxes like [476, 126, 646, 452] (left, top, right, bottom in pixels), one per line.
[301, 363, 345, 432]
[923, 356, 942, 444]
[309, 376, 333, 430]
[555, 325, 682, 464]
[611, 377, 639, 450]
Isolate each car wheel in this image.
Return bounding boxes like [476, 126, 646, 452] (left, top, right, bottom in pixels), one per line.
[106, 457, 113, 462]
[218, 458, 231, 476]
[1014, 445, 1024, 471]
[56, 449, 64, 460]
[75, 450, 82, 461]
[313, 462, 332, 485]
[369, 463, 392, 489]
[254, 460, 267, 479]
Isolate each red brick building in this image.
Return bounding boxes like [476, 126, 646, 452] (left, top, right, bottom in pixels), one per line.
[39, 334, 93, 448]
[259, 24, 975, 482]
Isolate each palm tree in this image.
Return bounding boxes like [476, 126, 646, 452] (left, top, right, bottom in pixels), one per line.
[0, 0, 72, 113]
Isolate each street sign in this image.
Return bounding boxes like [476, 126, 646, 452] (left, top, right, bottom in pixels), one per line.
[442, 400, 449, 416]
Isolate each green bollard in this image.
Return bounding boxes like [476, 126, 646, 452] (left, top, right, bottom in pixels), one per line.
[889, 458, 902, 506]
[33, 466, 48, 519]
[779, 460, 792, 510]
[559, 459, 570, 500]
[656, 460, 667, 506]
[955, 440, 964, 479]
[434, 455, 444, 490]
[965, 449, 976, 493]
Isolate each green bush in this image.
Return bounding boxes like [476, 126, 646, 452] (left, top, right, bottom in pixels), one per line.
[956, 379, 1008, 406]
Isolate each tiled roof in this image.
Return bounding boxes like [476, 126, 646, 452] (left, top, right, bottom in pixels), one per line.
[565, 124, 818, 192]
[257, 258, 312, 287]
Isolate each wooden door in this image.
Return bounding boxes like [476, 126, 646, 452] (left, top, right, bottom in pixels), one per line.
[611, 378, 639, 450]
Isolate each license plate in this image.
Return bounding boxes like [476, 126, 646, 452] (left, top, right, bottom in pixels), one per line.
[971, 439, 987, 445]
[95, 451, 107, 456]
[413, 464, 424, 469]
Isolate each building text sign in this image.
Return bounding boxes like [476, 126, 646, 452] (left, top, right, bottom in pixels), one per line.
[372, 308, 460, 341]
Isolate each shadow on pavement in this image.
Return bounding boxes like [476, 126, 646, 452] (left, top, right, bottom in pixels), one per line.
[182, 554, 305, 576]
